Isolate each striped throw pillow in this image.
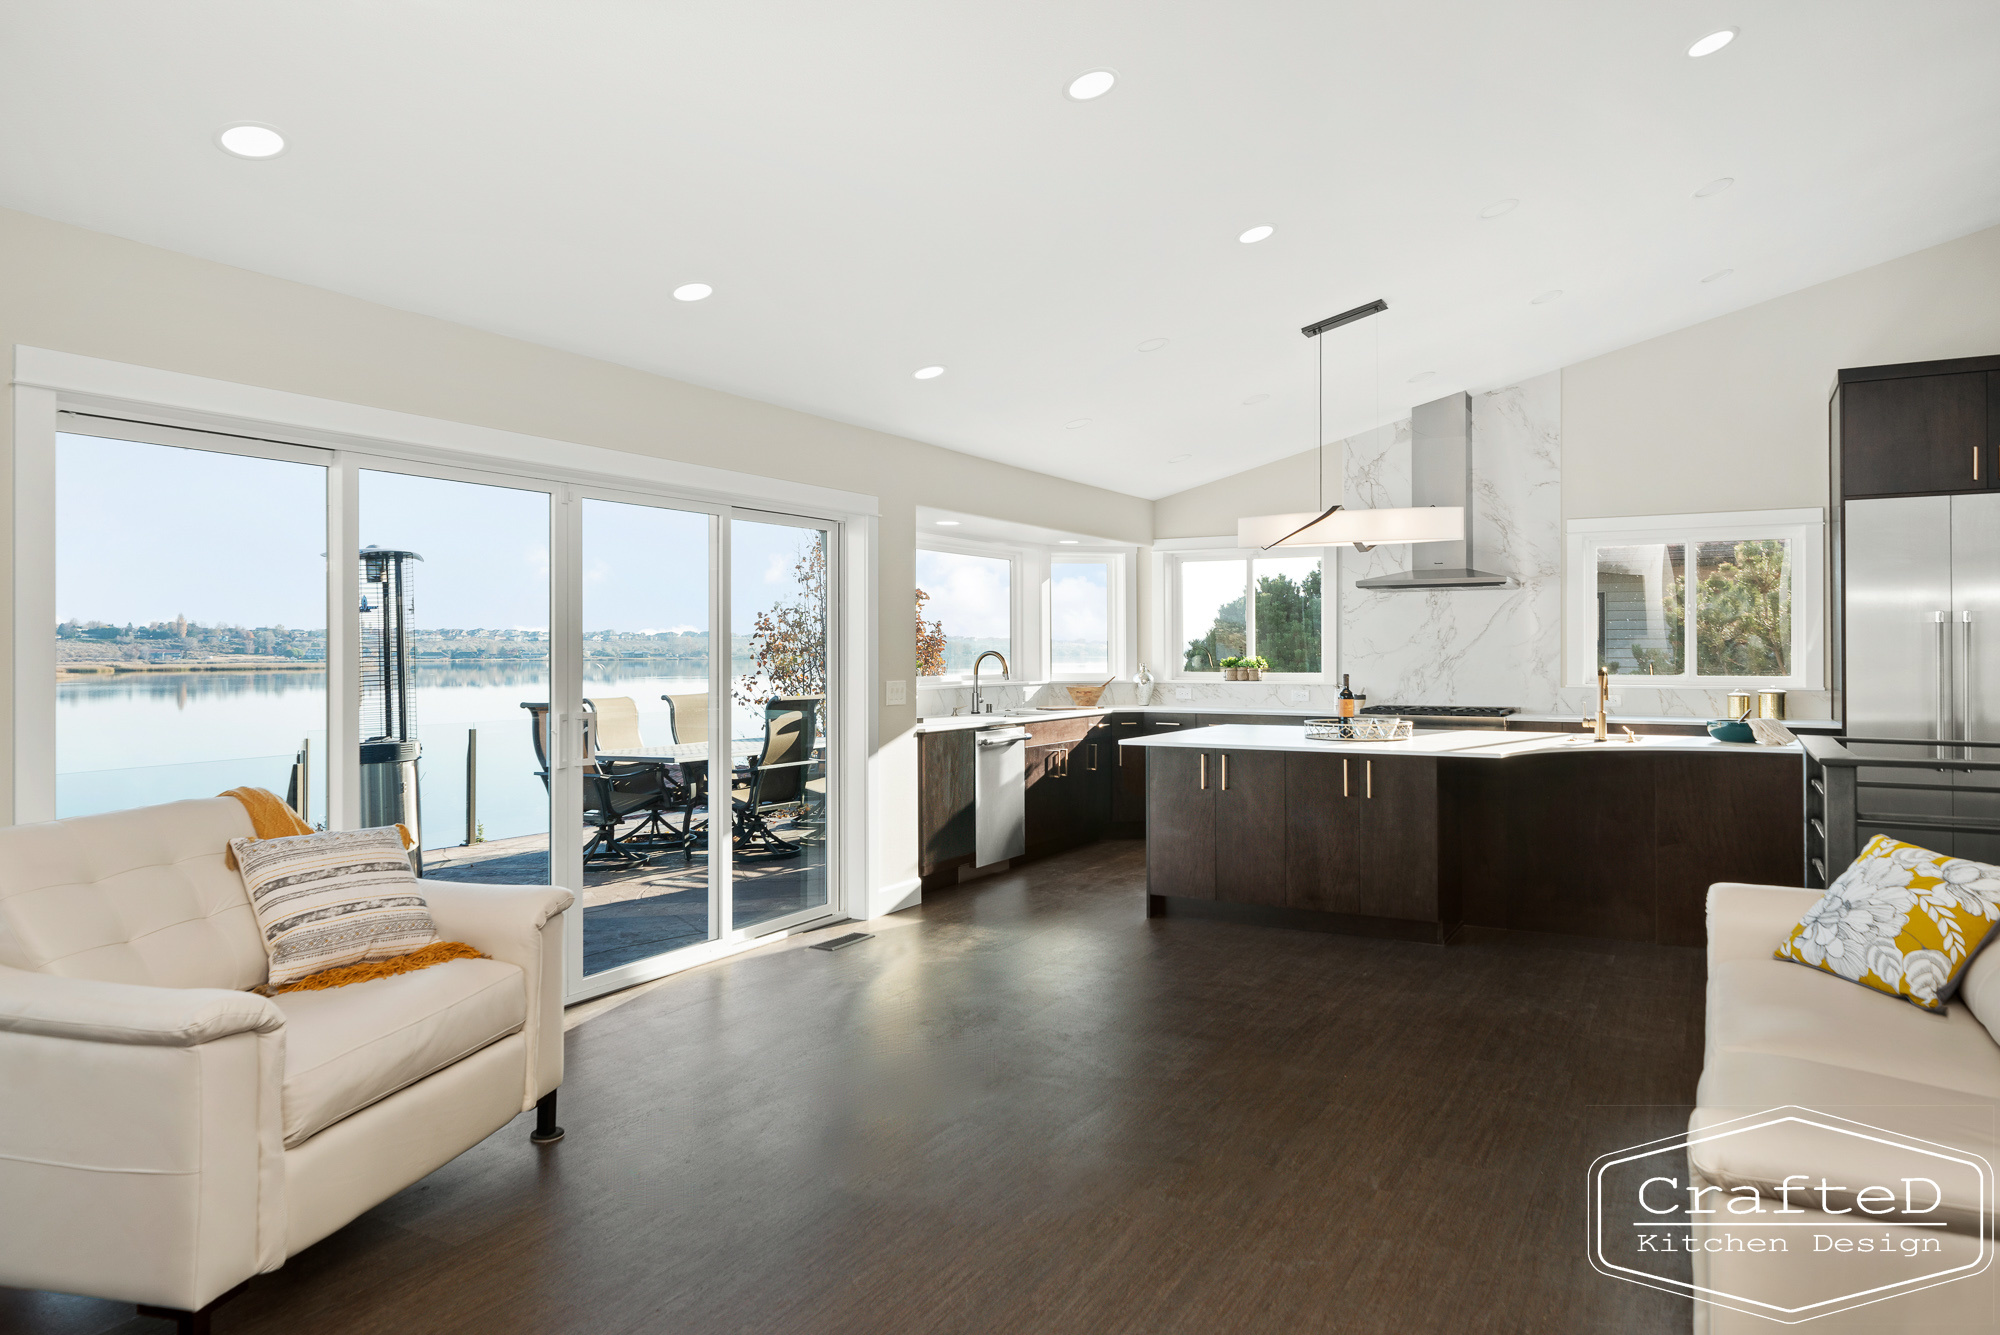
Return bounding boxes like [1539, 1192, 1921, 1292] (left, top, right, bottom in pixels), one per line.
[233, 826, 438, 987]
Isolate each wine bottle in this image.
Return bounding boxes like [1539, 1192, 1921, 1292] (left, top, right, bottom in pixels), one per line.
[1338, 674, 1356, 719]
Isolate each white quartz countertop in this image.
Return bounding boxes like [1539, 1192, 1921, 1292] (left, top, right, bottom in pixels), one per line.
[1116, 724, 1800, 760]
[913, 705, 1834, 736]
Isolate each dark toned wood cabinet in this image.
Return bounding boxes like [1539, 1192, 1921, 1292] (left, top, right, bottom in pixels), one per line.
[1023, 742, 1073, 859]
[1213, 749, 1287, 905]
[1109, 714, 1148, 825]
[1144, 747, 1215, 900]
[1836, 361, 1997, 500]
[1284, 752, 1362, 913]
[1282, 753, 1439, 924]
[917, 730, 975, 888]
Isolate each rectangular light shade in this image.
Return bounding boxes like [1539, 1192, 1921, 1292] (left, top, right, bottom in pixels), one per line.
[1237, 505, 1465, 550]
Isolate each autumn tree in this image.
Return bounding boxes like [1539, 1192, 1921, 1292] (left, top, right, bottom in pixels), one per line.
[734, 539, 828, 717]
[915, 588, 948, 676]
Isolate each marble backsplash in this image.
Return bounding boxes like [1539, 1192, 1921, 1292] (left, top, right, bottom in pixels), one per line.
[1336, 374, 1564, 711]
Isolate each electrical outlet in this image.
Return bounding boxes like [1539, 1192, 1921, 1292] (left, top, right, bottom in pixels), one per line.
[1289, 688, 1309, 704]
[1174, 686, 1192, 701]
[885, 680, 907, 706]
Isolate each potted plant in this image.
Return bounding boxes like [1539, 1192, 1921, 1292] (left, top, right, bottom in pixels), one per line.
[1220, 655, 1241, 680]
[1245, 655, 1269, 681]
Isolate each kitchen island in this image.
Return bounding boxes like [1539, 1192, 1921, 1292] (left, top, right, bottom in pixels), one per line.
[1120, 725, 1802, 947]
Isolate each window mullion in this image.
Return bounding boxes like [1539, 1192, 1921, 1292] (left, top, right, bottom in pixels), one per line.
[1244, 564, 1256, 659]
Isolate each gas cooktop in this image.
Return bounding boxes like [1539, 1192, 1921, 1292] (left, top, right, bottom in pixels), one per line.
[1359, 705, 1518, 718]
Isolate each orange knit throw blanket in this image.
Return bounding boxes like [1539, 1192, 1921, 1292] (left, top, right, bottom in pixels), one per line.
[221, 787, 484, 996]
[253, 941, 489, 996]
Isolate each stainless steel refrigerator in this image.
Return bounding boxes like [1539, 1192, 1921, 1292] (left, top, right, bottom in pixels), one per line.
[1843, 492, 2000, 861]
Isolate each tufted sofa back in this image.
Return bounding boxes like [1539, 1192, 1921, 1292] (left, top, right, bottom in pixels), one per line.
[0, 796, 266, 990]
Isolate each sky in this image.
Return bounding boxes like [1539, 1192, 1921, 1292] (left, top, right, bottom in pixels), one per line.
[917, 549, 1010, 639]
[56, 431, 826, 635]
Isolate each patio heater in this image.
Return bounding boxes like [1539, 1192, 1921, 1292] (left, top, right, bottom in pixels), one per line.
[359, 546, 424, 872]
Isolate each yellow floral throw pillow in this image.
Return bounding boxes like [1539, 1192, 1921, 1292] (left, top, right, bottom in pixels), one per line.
[1776, 835, 2000, 1012]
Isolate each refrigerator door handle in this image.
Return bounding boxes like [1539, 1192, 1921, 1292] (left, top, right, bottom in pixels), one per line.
[1937, 610, 1951, 766]
[1963, 611, 1976, 766]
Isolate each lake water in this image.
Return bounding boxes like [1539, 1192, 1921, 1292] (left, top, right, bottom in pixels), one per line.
[54, 663, 765, 847]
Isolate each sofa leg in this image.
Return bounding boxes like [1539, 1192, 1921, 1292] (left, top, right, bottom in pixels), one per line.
[136, 1281, 245, 1333]
[531, 1089, 565, 1144]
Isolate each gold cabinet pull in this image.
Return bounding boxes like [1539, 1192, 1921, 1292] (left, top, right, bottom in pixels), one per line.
[1366, 759, 1373, 799]
[1221, 753, 1230, 791]
[1199, 753, 1208, 789]
[1342, 757, 1349, 797]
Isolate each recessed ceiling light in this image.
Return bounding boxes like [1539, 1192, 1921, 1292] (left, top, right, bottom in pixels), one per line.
[672, 283, 713, 302]
[934, 520, 961, 526]
[1687, 28, 1737, 58]
[1694, 177, 1735, 198]
[1138, 338, 1170, 352]
[1701, 268, 1734, 284]
[1241, 393, 1271, 406]
[1238, 225, 1274, 244]
[1058, 539, 1080, 545]
[1065, 418, 1091, 429]
[1479, 198, 1519, 220]
[913, 365, 946, 380]
[1408, 371, 1438, 384]
[217, 124, 285, 158]
[1066, 69, 1117, 100]
[1168, 453, 1191, 464]
[1531, 290, 1563, 305]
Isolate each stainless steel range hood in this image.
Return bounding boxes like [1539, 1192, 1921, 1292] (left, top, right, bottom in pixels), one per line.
[1353, 392, 1514, 590]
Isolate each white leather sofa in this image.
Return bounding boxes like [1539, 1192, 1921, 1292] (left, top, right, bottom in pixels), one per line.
[0, 797, 572, 1331]
[1695, 883, 2000, 1332]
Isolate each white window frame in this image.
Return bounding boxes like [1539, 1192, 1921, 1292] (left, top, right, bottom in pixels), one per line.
[1154, 540, 1337, 681]
[1564, 508, 1825, 690]
[915, 536, 1025, 684]
[1047, 549, 1128, 683]
[13, 344, 882, 1005]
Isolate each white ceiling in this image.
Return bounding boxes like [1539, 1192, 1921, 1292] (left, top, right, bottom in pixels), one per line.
[2, 3, 1996, 500]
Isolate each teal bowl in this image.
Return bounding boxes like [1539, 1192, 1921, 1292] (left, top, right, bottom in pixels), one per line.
[1707, 718, 1755, 743]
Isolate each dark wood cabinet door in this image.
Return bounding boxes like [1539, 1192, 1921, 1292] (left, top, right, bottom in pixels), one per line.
[1068, 724, 1114, 838]
[1023, 743, 1069, 858]
[1146, 748, 1215, 899]
[1357, 757, 1440, 922]
[1284, 752, 1364, 913]
[1110, 717, 1147, 823]
[917, 731, 975, 874]
[1213, 749, 1287, 905]
[1841, 372, 1989, 498]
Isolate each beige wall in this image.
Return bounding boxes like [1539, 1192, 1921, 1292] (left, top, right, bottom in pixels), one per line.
[1152, 221, 2000, 709]
[1563, 221, 2000, 521]
[0, 206, 1151, 908]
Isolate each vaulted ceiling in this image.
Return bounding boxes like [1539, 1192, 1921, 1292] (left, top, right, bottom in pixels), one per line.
[2, 2, 1996, 498]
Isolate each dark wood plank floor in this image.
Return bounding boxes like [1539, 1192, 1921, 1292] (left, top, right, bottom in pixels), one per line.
[5, 838, 1705, 1335]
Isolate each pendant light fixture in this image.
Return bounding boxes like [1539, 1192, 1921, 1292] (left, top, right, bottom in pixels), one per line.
[1237, 299, 1464, 551]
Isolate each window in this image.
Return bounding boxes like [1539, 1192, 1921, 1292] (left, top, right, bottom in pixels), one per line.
[915, 547, 1012, 677]
[1168, 550, 1327, 676]
[1567, 510, 1823, 687]
[1050, 556, 1112, 678]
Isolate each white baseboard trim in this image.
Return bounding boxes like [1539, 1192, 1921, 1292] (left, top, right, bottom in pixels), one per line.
[865, 876, 923, 917]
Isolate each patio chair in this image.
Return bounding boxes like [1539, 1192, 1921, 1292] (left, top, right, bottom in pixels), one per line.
[732, 696, 822, 859]
[585, 696, 706, 859]
[661, 692, 709, 746]
[521, 702, 679, 866]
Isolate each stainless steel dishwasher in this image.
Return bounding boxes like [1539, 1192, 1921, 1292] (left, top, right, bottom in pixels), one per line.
[974, 726, 1031, 865]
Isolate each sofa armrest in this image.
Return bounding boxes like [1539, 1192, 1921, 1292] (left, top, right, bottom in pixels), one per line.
[0, 966, 287, 1310]
[0, 965, 283, 1045]
[1707, 882, 1822, 970]
[421, 882, 573, 1111]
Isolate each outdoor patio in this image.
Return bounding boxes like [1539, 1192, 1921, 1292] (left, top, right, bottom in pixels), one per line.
[424, 813, 828, 974]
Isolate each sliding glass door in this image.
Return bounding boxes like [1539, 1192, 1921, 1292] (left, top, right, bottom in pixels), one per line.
[358, 468, 553, 889]
[729, 514, 833, 933]
[44, 415, 843, 1002]
[52, 423, 328, 824]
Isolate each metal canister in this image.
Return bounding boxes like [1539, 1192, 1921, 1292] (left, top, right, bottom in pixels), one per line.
[1757, 688, 1787, 720]
[1726, 690, 1753, 720]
